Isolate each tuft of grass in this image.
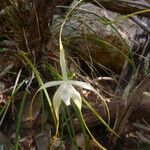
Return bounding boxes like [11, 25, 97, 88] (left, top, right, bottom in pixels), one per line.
[20, 51, 57, 126]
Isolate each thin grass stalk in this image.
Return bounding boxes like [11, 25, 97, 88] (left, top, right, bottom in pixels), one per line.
[71, 103, 90, 149]
[44, 63, 62, 80]
[14, 91, 27, 150]
[40, 92, 45, 132]
[61, 105, 76, 147]
[0, 72, 25, 126]
[0, 98, 11, 126]
[82, 97, 117, 135]
[110, 9, 150, 24]
[66, 106, 79, 147]
[60, 109, 65, 145]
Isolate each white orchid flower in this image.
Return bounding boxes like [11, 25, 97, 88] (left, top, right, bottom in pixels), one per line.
[38, 77, 98, 120]
[38, 73, 109, 150]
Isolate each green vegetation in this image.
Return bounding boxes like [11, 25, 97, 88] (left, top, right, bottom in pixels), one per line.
[0, 0, 149, 149]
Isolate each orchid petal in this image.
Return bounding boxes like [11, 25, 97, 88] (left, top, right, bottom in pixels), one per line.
[70, 86, 82, 110]
[71, 80, 106, 101]
[70, 80, 94, 91]
[72, 93, 82, 111]
[38, 81, 63, 92]
[53, 89, 62, 120]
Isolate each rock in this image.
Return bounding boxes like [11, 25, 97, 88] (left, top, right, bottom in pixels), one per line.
[0, 132, 13, 150]
[65, 2, 137, 45]
[34, 123, 52, 150]
[21, 93, 42, 129]
[53, 2, 138, 74]
[36, 109, 48, 126]
[75, 132, 85, 149]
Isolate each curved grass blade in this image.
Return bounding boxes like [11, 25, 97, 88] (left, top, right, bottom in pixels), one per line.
[20, 51, 57, 126]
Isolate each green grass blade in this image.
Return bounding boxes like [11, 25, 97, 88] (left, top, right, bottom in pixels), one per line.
[82, 97, 117, 137]
[0, 72, 25, 126]
[72, 103, 90, 149]
[14, 91, 27, 150]
[109, 9, 150, 24]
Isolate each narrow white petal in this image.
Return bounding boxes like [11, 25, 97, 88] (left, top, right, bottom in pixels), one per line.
[73, 97, 82, 111]
[71, 89, 82, 111]
[38, 81, 63, 92]
[71, 80, 105, 100]
[70, 80, 105, 102]
[53, 89, 62, 120]
[70, 80, 94, 91]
